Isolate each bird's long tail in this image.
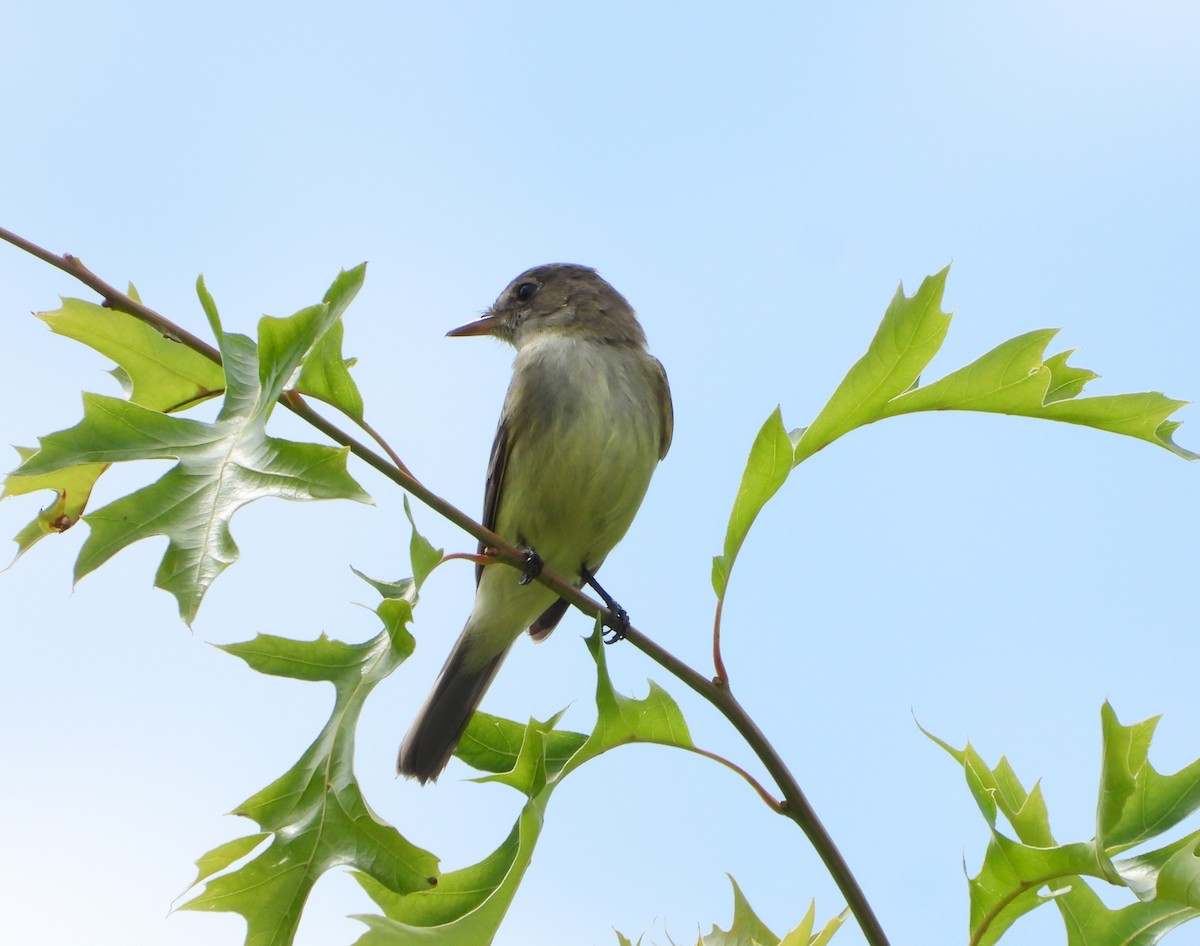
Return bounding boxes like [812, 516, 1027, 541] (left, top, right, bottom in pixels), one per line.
[397, 635, 509, 783]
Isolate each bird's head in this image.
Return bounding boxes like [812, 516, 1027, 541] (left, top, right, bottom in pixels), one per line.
[447, 263, 645, 348]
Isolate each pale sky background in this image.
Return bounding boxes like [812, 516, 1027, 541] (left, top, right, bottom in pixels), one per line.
[2, 3, 1198, 946]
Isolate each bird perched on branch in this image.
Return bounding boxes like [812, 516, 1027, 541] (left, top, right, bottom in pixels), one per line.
[397, 263, 673, 783]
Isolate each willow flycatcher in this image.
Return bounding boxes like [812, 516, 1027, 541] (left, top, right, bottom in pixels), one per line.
[397, 263, 673, 782]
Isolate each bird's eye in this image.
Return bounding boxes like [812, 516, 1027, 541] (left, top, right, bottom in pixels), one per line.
[515, 282, 538, 303]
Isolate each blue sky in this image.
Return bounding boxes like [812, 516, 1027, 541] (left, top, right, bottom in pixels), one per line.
[2, 3, 1198, 945]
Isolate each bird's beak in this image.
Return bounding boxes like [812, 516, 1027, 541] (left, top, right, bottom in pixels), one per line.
[446, 312, 502, 337]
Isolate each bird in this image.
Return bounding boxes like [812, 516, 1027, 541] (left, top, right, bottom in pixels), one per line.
[397, 263, 673, 783]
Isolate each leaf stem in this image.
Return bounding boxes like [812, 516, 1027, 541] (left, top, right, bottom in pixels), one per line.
[355, 414, 415, 479]
[680, 744, 782, 810]
[1, 226, 891, 946]
[713, 594, 730, 685]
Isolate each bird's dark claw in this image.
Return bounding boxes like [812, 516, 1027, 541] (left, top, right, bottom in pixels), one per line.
[518, 548, 544, 585]
[602, 605, 630, 645]
[580, 566, 630, 645]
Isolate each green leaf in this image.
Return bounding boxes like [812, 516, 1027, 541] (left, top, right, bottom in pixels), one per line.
[616, 888, 844, 946]
[1, 446, 105, 560]
[712, 267, 1191, 614]
[880, 329, 1071, 416]
[180, 508, 445, 945]
[712, 270, 951, 601]
[701, 875, 780, 946]
[929, 707, 1200, 945]
[403, 496, 442, 590]
[351, 567, 417, 603]
[1143, 835, 1200, 909]
[1096, 702, 1200, 852]
[352, 800, 548, 946]
[879, 331, 1196, 459]
[1093, 701, 1200, 911]
[562, 626, 694, 779]
[352, 704, 559, 945]
[804, 908, 850, 946]
[15, 276, 371, 622]
[929, 730, 1094, 943]
[973, 834, 1107, 944]
[294, 264, 367, 421]
[3, 296, 226, 557]
[461, 623, 693, 794]
[791, 266, 1193, 462]
[350, 568, 420, 650]
[712, 407, 796, 598]
[794, 268, 953, 464]
[777, 902, 818, 946]
[352, 629, 695, 943]
[182, 625, 433, 944]
[1114, 830, 1200, 907]
[1054, 880, 1198, 946]
[37, 295, 224, 410]
[186, 834, 270, 888]
[464, 710, 588, 796]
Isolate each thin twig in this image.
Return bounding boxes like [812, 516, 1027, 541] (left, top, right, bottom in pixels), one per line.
[1, 226, 892, 946]
[0, 226, 223, 362]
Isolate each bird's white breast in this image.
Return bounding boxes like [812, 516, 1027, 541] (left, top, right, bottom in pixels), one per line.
[496, 334, 662, 577]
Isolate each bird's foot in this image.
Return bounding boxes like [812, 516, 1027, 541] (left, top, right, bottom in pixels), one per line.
[518, 547, 544, 585]
[581, 567, 629, 645]
[601, 605, 630, 645]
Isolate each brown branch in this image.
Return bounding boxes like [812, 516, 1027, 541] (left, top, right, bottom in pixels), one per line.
[1, 226, 223, 362]
[1, 226, 891, 946]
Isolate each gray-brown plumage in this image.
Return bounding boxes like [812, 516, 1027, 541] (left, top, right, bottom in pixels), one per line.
[397, 264, 672, 782]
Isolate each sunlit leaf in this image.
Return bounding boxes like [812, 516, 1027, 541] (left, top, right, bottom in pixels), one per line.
[403, 496, 441, 590]
[37, 295, 224, 409]
[353, 801, 544, 946]
[929, 706, 1200, 945]
[615, 885, 844, 946]
[181, 548, 432, 946]
[3, 295, 226, 557]
[352, 628, 695, 943]
[1115, 830, 1200, 909]
[294, 264, 367, 421]
[466, 710, 584, 796]
[880, 331, 1196, 459]
[1, 446, 105, 561]
[714, 266, 1192, 603]
[1054, 879, 1197, 946]
[15, 275, 370, 622]
[711, 407, 796, 598]
[701, 875, 781, 946]
[805, 907, 850, 946]
[562, 625, 694, 777]
[185, 834, 269, 888]
[1096, 701, 1200, 852]
[794, 268, 953, 464]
